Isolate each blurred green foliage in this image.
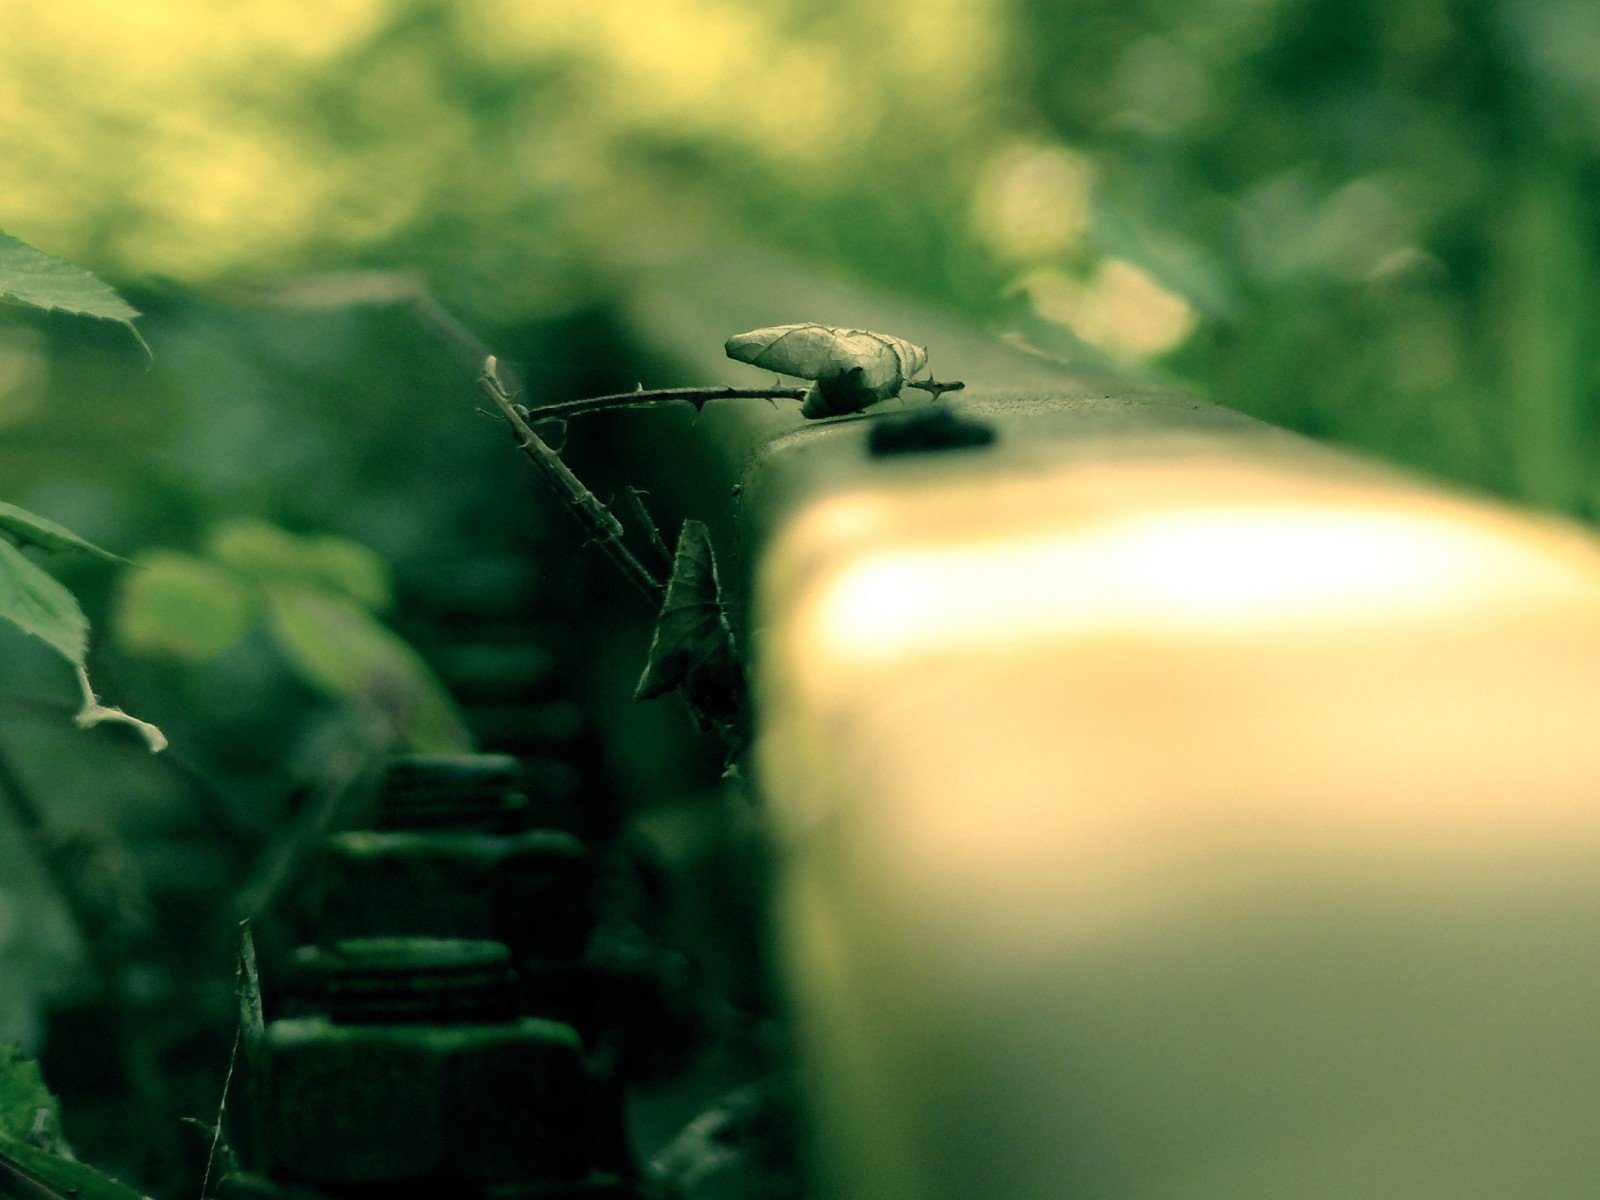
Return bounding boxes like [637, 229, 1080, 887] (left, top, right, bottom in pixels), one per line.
[0, 238, 165, 756]
[1015, 0, 1600, 516]
[117, 519, 469, 751]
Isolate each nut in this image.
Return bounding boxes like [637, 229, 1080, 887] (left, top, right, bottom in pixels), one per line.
[319, 829, 592, 962]
[260, 1015, 588, 1187]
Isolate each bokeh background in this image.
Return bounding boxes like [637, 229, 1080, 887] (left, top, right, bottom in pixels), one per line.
[2, 0, 1599, 1190]
[8, 0, 1600, 503]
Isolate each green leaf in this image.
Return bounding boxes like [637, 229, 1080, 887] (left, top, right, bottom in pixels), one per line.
[0, 231, 145, 351]
[0, 538, 88, 664]
[300, 537, 393, 612]
[115, 551, 257, 661]
[635, 520, 748, 741]
[266, 588, 470, 752]
[0, 501, 118, 560]
[0, 540, 166, 751]
[239, 923, 264, 1042]
[0, 1046, 61, 1150]
[0, 1135, 153, 1200]
[209, 519, 393, 611]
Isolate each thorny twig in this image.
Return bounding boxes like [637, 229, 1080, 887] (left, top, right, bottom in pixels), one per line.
[616, 487, 674, 575]
[522, 385, 809, 421]
[905, 376, 966, 400]
[520, 377, 963, 423]
[478, 357, 664, 604]
[200, 923, 258, 1200]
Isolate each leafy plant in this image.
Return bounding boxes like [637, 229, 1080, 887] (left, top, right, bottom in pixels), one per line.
[0, 1046, 152, 1199]
[0, 1044, 62, 1150]
[0, 231, 146, 354]
[116, 518, 470, 753]
[0, 231, 163, 750]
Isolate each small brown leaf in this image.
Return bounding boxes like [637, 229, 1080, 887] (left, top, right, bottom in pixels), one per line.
[724, 323, 928, 417]
[635, 521, 747, 741]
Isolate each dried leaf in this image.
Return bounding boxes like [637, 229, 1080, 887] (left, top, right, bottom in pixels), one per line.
[635, 521, 747, 740]
[239, 922, 264, 1041]
[725, 323, 928, 417]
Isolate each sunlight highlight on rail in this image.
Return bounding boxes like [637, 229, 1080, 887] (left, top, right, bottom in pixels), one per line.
[806, 501, 1587, 666]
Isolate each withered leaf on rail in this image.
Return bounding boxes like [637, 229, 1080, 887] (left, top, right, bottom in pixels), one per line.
[725, 322, 968, 416]
[635, 520, 747, 743]
[725, 323, 929, 417]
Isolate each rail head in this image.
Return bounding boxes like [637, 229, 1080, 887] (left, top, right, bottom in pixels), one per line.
[618, 250, 1600, 1200]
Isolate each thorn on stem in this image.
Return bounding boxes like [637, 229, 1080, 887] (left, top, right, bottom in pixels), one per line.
[906, 377, 965, 401]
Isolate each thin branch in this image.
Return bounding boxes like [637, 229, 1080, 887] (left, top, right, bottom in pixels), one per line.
[616, 487, 674, 575]
[478, 357, 664, 604]
[240, 270, 496, 377]
[521, 379, 963, 423]
[200, 923, 256, 1200]
[523, 385, 808, 421]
